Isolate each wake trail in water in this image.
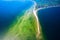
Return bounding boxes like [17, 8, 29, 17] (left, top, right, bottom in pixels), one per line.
[31, 0, 42, 40]
[31, 0, 60, 40]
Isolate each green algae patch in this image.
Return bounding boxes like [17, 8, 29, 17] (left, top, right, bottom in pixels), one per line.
[4, 8, 37, 40]
[4, 8, 45, 40]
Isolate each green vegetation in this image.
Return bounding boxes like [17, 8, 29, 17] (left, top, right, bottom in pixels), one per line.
[4, 8, 45, 40]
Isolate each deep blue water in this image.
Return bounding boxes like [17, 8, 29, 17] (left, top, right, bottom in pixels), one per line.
[0, 1, 33, 34]
[38, 7, 60, 40]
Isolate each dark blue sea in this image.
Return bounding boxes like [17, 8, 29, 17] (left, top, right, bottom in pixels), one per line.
[38, 7, 60, 40]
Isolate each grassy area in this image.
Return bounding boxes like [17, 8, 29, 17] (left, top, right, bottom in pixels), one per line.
[4, 8, 44, 40]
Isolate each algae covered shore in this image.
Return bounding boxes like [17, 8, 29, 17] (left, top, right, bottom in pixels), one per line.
[3, 7, 44, 40]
